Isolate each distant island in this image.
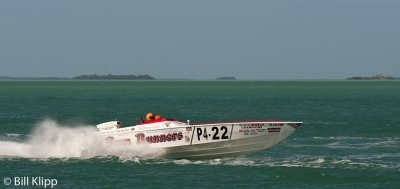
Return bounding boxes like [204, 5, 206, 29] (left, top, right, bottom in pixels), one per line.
[73, 74, 155, 80]
[216, 76, 236, 80]
[347, 75, 399, 80]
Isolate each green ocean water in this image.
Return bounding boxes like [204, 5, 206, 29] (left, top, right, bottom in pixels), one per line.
[0, 80, 399, 188]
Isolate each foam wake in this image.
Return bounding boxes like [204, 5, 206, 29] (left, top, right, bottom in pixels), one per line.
[0, 119, 164, 159]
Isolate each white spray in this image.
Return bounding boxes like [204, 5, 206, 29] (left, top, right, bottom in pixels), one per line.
[0, 119, 165, 159]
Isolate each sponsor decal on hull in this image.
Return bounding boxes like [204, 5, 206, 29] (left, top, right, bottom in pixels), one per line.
[269, 123, 284, 127]
[239, 124, 267, 135]
[135, 132, 183, 144]
[239, 123, 265, 128]
[267, 128, 281, 133]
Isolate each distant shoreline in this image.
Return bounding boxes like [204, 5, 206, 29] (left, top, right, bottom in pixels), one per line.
[216, 76, 236, 80]
[1, 75, 400, 81]
[73, 74, 155, 80]
[0, 74, 239, 81]
[0, 74, 155, 80]
[347, 75, 400, 80]
[0, 76, 71, 80]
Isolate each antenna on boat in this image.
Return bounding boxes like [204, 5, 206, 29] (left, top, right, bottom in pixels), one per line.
[187, 120, 190, 125]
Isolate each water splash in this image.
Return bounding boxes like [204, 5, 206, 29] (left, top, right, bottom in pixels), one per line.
[0, 119, 164, 159]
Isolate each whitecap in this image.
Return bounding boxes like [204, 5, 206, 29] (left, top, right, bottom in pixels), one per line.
[6, 133, 23, 137]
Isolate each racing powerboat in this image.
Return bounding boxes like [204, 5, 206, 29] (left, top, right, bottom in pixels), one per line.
[96, 113, 303, 159]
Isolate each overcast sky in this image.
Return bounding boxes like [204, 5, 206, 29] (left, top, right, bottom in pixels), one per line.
[0, 0, 399, 79]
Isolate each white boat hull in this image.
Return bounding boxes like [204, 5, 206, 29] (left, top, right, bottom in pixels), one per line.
[96, 120, 302, 159]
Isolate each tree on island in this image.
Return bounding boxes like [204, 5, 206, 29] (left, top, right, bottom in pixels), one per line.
[73, 74, 155, 80]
